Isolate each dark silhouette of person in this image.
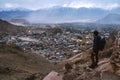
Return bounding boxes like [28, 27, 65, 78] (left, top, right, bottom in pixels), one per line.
[89, 30, 101, 69]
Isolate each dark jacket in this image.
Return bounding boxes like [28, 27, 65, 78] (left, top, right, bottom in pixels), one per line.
[93, 35, 101, 52]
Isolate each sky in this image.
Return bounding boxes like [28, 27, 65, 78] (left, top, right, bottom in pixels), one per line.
[0, 0, 120, 10]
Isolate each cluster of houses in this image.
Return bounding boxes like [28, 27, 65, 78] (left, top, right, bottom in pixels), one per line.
[0, 27, 110, 64]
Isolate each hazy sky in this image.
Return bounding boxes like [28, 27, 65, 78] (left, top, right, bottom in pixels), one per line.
[0, 0, 120, 10]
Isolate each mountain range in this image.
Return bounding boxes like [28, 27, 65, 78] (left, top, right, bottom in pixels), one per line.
[0, 7, 120, 24]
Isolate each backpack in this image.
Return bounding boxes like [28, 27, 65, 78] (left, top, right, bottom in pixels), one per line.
[99, 37, 106, 51]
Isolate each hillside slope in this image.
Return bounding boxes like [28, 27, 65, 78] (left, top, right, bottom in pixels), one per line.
[0, 43, 60, 80]
[0, 19, 26, 35]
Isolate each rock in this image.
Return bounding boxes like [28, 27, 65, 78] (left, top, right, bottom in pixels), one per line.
[43, 71, 63, 80]
[63, 72, 77, 80]
[101, 71, 120, 80]
[96, 59, 113, 73]
[92, 72, 101, 80]
[110, 30, 120, 76]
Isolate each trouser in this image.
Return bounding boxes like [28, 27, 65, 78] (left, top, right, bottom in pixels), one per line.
[91, 50, 99, 66]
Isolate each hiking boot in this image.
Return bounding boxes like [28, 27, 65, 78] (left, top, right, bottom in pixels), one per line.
[89, 64, 98, 69]
[95, 64, 98, 67]
[89, 65, 95, 69]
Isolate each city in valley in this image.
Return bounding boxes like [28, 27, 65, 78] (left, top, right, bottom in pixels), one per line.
[0, 22, 116, 64]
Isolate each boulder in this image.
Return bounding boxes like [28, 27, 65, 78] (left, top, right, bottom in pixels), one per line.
[110, 30, 120, 76]
[43, 71, 63, 80]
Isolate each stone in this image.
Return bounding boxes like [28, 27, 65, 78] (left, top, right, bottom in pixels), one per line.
[110, 30, 120, 76]
[43, 71, 63, 80]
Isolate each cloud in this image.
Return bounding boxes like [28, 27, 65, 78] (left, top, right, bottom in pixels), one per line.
[105, 3, 120, 9]
[63, 1, 120, 10]
[0, 0, 120, 10]
[5, 3, 13, 8]
[4, 3, 19, 8]
[63, 2, 94, 8]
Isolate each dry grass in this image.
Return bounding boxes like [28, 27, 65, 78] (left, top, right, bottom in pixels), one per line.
[0, 43, 61, 80]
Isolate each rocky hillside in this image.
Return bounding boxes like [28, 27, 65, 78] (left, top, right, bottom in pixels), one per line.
[60, 32, 120, 80]
[110, 30, 120, 77]
[0, 43, 60, 80]
[42, 35, 120, 80]
[0, 19, 26, 35]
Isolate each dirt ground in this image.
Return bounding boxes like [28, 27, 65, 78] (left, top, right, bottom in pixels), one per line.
[0, 43, 61, 80]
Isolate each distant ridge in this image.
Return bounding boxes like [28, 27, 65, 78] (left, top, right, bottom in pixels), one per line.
[0, 7, 120, 23]
[0, 19, 26, 35]
[9, 18, 30, 26]
[96, 13, 120, 24]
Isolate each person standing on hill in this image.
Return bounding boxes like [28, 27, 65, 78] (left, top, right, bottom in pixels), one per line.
[115, 30, 120, 48]
[89, 30, 101, 69]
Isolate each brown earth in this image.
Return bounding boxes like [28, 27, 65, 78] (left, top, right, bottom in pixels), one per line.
[0, 43, 61, 80]
[62, 46, 120, 80]
[0, 19, 26, 35]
